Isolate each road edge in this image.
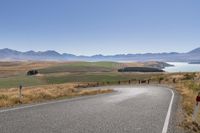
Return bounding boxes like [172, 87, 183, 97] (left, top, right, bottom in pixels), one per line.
[162, 88, 175, 133]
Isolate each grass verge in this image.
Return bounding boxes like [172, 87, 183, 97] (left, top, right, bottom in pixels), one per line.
[174, 81, 200, 132]
[0, 83, 113, 108]
[155, 73, 200, 132]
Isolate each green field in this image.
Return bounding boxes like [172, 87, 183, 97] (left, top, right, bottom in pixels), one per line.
[45, 73, 131, 84]
[0, 75, 46, 88]
[38, 61, 122, 74]
[0, 72, 160, 88]
[0, 61, 163, 88]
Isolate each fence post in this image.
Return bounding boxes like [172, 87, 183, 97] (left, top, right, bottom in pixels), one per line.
[173, 78, 176, 83]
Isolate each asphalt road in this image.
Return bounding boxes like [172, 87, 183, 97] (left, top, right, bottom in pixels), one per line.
[0, 85, 179, 133]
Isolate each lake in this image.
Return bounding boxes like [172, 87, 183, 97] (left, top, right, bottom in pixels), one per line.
[164, 62, 200, 72]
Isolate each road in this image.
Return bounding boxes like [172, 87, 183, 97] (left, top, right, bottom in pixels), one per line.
[0, 85, 179, 133]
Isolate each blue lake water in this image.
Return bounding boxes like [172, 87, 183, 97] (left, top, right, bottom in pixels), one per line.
[164, 62, 200, 72]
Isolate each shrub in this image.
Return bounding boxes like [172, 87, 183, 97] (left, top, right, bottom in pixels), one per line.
[183, 73, 196, 80]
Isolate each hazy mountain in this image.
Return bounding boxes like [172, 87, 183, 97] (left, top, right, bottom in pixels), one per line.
[0, 48, 200, 62]
[188, 47, 200, 54]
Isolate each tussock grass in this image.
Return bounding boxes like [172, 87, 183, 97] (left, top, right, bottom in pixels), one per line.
[0, 83, 113, 108]
[155, 73, 200, 132]
[174, 81, 200, 132]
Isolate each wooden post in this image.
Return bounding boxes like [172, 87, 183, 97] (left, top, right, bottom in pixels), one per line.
[173, 78, 176, 83]
[159, 78, 162, 84]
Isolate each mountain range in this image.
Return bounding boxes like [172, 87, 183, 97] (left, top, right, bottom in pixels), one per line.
[0, 48, 200, 62]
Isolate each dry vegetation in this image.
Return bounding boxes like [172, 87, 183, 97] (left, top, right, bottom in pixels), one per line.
[0, 83, 113, 108]
[155, 73, 200, 132]
[0, 61, 65, 77]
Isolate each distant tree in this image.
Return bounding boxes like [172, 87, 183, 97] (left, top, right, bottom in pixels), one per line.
[27, 70, 38, 76]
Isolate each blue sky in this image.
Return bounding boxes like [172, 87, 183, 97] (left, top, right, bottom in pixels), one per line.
[0, 0, 200, 55]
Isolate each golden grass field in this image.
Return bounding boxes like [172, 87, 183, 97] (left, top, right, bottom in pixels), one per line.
[0, 61, 59, 77]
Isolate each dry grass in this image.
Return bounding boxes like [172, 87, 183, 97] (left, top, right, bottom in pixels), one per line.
[0, 83, 113, 108]
[0, 61, 65, 77]
[156, 73, 200, 132]
[174, 82, 200, 132]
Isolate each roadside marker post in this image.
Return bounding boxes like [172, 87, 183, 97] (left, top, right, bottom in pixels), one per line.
[19, 84, 23, 103]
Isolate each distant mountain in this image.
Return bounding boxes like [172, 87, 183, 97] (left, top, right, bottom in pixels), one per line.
[24, 50, 61, 57]
[0, 47, 200, 62]
[188, 47, 200, 54]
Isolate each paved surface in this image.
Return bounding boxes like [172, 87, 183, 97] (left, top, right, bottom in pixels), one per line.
[0, 85, 179, 133]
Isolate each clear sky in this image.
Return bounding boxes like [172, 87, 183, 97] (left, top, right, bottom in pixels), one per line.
[0, 0, 200, 55]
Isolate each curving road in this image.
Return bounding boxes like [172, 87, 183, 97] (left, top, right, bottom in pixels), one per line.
[0, 85, 179, 133]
